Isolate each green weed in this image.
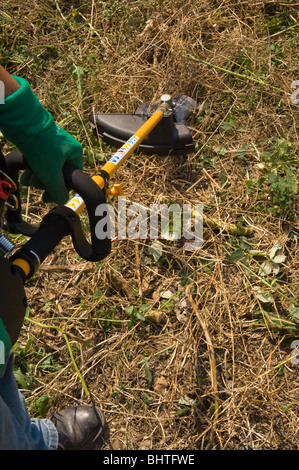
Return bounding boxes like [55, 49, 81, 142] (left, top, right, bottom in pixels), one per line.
[246, 138, 298, 216]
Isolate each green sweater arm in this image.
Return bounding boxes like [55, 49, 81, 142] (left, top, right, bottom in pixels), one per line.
[0, 76, 83, 204]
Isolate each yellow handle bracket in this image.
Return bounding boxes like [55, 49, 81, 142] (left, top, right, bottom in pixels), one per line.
[106, 184, 125, 197]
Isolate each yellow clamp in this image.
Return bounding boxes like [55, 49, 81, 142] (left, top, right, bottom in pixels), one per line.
[105, 184, 125, 197]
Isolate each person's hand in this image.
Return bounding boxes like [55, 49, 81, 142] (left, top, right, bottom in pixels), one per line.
[18, 123, 83, 204]
[0, 76, 83, 204]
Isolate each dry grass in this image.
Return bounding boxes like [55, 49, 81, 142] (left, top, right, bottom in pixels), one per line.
[1, 0, 298, 450]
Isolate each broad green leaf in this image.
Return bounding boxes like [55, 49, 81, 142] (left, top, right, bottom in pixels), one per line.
[271, 253, 286, 264]
[258, 261, 272, 276]
[226, 248, 244, 262]
[256, 291, 274, 304]
[269, 242, 283, 260]
[148, 240, 163, 262]
[288, 307, 299, 324]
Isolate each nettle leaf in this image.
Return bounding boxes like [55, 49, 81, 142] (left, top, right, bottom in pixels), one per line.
[258, 261, 272, 276]
[271, 263, 281, 275]
[213, 145, 227, 156]
[179, 395, 198, 407]
[248, 250, 268, 260]
[124, 305, 134, 316]
[160, 290, 173, 299]
[148, 240, 163, 262]
[226, 248, 244, 262]
[139, 303, 151, 312]
[271, 253, 286, 264]
[288, 307, 299, 324]
[256, 291, 274, 304]
[269, 242, 283, 260]
[269, 242, 286, 265]
[136, 311, 145, 322]
[235, 144, 251, 158]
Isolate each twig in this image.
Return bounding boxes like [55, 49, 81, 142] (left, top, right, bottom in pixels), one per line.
[186, 283, 219, 446]
[54, 0, 67, 21]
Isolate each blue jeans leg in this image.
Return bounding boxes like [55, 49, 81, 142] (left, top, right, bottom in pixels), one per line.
[0, 352, 58, 450]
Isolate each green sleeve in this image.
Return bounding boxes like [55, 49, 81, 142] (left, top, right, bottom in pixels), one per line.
[0, 318, 12, 375]
[0, 75, 83, 205]
[0, 76, 53, 139]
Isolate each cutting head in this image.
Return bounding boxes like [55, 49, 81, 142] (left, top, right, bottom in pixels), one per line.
[135, 94, 198, 124]
[89, 94, 197, 156]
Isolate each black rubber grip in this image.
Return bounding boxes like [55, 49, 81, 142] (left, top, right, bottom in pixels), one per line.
[3, 151, 111, 265]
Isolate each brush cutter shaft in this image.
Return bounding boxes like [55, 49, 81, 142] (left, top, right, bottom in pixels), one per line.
[102, 106, 167, 175]
[66, 104, 168, 216]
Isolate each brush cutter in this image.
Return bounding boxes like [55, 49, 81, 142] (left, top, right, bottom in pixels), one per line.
[0, 94, 196, 343]
[89, 94, 196, 156]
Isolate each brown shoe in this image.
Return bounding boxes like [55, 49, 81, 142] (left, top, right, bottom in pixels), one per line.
[51, 405, 105, 450]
